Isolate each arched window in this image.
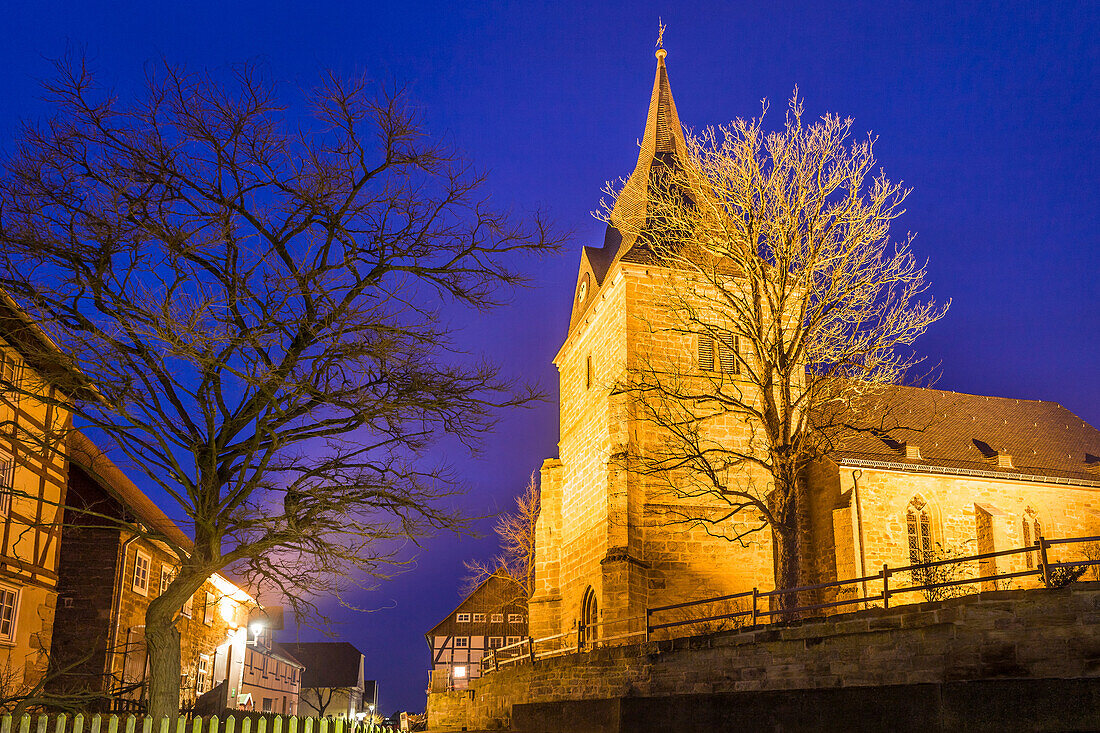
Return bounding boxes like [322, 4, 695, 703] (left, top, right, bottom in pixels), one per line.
[906, 496, 934, 564]
[579, 586, 598, 649]
[1022, 507, 1042, 569]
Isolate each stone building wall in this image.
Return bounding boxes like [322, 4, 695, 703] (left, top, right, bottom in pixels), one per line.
[429, 583, 1100, 731]
[813, 463, 1100, 603]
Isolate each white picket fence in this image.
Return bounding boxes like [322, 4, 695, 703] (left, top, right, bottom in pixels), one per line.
[0, 715, 396, 733]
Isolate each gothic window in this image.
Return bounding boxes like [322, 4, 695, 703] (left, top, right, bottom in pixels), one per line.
[1022, 507, 1042, 569]
[579, 586, 598, 648]
[906, 496, 934, 564]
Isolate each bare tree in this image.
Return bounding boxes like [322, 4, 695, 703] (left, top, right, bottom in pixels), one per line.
[600, 93, 948, 609]
[464, 472, 539, 601]
[0, 57, 563, 716]
[300, 687, 339, 718]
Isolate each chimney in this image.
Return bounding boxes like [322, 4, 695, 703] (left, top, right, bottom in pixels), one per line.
[901, 443, 922, 460]
[988, 450, 1014, 469]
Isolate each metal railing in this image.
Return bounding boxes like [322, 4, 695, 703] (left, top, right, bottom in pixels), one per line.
[479, 534, 1100, 677]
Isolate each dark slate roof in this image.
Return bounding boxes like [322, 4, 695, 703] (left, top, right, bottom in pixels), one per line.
[822, 384, 1100, 485]
[281, 642, 363, 688]
[425, 575, 528, 639]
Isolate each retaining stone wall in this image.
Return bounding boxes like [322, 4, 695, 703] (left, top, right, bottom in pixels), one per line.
[427, 583, 1100, 730]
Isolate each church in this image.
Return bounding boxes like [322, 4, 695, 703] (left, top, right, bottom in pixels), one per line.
[527, 47, 1100, 645]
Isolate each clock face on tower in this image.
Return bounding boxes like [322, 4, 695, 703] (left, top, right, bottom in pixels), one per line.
[577, 274, 590, 305]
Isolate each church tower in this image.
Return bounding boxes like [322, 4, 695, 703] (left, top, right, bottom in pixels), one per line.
[528, 47, 775, 644]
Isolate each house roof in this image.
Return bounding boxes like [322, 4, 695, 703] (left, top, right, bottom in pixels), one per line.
[822, 384, 1100, 485]
[281, 642, 363, 688]
[270, 642, 305, 669]
[425, 574, 528, 639]
[68, 430, 194, 550]
[0, 290, 101, 402]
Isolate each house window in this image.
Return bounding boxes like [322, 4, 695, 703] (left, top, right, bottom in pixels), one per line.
[472, 613, 486, 623]
[455, 613, 470, 623]
[0, 451, 13, 516]
[698, 335, 716, 371]
[506, 636, 521, 646]
[453, 665, 467, 679]
[507, 613, 523, 624]
[454, 637, 469, 649]
[906, 496, 934, 564]
[1022, 507, 1042, 569]
[203, 592, 215, 625]
[488, 637, 503, 649]
[196, 654, 211, 694]
[0, 586, 18, 642]
[491, 613, 503, 623]
[585, 354, 593, 389]
[160, 565, 173, 596]
[262, 698, 273, 713]
[0, 353, 23, 407]
[133, 551, 151, 595]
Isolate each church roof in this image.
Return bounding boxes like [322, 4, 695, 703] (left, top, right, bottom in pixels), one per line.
[823, 384, 1100, 486]
[607, 46, 689, 264]
[566, 48, 689, 336]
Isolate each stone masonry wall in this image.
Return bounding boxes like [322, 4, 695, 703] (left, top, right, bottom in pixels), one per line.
[428, 583, 1100, 730]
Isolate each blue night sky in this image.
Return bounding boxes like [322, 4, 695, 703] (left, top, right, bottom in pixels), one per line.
[1, 0, 1097, 714]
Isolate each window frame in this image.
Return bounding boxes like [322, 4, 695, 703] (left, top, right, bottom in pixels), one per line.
[453, 636, 469, 649]
[507, 613, 523, 624]
[132, 550, 151, 596]
[0, 585, 19, 644]
[203, 591, 216, 625]
[490, 613, 503, 623]
[505, 635, 521, 646]
[488, 636, 503, 649]
[160, 565, 173, 596]
[472, 613, 486, 623]
[455, 612, 471, 623]
[0, 450, 14, 517]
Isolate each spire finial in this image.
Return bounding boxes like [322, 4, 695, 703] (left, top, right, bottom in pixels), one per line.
[655, 19, 667, 60]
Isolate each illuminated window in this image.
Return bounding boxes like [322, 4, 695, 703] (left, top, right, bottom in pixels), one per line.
[906, 497, 934, 564]
[203, 592, 215, 625]
[455, 613, 470, 623]
[491, 613, 503, 623]
[472, 613, 485, 623]
[507, 613, 523, 624]
[0, 451, 13, 516]
[133, 551, 151, 595]
[196, 655, 211, 694]
[0, 587, 17, 642]
[454, 637, 469, 648]
[453, 665, 466, 679]
[488, 637, 503, 649]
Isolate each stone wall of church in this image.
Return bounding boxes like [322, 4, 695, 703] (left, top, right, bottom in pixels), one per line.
[530, 269, 630, 642]
[815, 463, 1100, 601]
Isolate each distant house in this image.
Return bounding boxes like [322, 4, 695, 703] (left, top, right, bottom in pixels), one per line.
[231, 623, 303, 715]
[425, 576, 527, 691]
[283, 642, 374, 720]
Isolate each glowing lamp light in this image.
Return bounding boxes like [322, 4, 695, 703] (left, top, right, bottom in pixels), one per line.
[453, 665, 466, 679]
[220, 599, 237, 625]
[249, 621, 266, 636]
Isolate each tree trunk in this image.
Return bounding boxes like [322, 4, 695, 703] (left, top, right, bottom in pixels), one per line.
[144, 599, 182, 719]
[772, 521, 800, 613]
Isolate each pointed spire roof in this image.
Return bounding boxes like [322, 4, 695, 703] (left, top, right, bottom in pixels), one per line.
[606, 46, 688, 263]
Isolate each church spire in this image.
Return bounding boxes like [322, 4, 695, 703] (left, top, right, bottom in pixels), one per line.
[606, 40, 688, 261]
